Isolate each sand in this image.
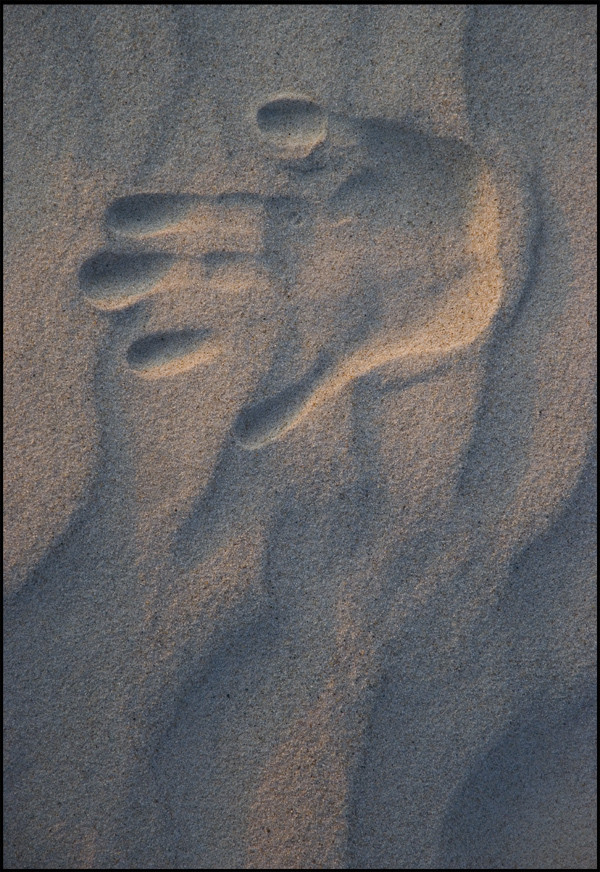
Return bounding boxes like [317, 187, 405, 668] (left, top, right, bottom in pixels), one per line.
[3, 6, 596, 869]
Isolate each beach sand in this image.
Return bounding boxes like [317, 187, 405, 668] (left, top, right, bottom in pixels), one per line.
[4, 6, 596, 868]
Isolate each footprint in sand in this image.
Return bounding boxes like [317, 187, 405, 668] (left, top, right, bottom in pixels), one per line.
[73, 95, 532, 867]
[4, 94, 534, 871]
[79, 94, 523, 451]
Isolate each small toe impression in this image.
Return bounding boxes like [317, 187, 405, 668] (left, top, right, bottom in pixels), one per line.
[126, 328, 222, 378]
[256, 95, 327, 157]
[105, 194, 199, 237]
[79, 251, 176, 310]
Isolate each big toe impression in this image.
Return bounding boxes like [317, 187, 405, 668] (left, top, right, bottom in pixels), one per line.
[256, 94, 327, 159]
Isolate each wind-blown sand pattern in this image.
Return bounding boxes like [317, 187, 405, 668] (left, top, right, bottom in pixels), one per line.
[4, 6, 596, 869]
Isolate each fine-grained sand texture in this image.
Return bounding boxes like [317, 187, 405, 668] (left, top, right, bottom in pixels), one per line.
[4, 6, 596, 869]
